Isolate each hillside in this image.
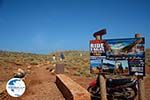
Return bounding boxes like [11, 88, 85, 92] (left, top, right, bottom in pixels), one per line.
[0, 50, 91, 100]
[50, 50, 90, 76]
[0, 49, 150, 99]
[0, 49, 150, 81]
[0, 50, 49, 82]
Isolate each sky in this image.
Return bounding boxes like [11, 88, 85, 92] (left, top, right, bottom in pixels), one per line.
[0, 0, 150, 54]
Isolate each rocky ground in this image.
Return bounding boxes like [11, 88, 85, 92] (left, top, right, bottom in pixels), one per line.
[0, 64, 64, 100]
[0, 50, 150, 100]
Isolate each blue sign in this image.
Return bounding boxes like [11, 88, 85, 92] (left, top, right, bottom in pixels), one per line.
[90, 37, 145, 76]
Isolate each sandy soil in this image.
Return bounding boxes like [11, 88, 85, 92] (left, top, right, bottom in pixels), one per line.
[0, 65, 64, 100]
[1, 64, 150, 100]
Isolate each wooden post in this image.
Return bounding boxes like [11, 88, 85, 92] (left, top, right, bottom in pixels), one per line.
[55, 64, 64, 74]
[99, 74, 107, 100]
[137, 76, 145, 100]
[139, 78, 145, 100]
[135, 34, 145, 100]
[93, 29, 107, 100]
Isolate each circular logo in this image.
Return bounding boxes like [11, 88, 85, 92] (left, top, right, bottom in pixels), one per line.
[6, 78, 26, 97]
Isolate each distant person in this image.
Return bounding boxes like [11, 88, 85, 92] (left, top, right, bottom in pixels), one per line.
[52, 54, 56, 62]
[80, 53, 83, 57]
[60, 52, 65, 61]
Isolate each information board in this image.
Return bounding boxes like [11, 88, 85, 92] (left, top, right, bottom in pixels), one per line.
[90, 37, 145, 76]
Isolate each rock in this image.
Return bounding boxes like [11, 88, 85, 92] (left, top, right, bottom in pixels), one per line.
[36, 65, 40, 68]
[46, 61, 51, 64]
[27, 65, 31, 69]
[27, 69, 31, 73]
[53, 64, 56, 67]
[14, 68, 26, 78]
[49, 68, 55, 75]
[14, 72, 25, 78]
[46, 67, 49, 70]
[56, 74, 91, 100]
[18, 68, 25, 73]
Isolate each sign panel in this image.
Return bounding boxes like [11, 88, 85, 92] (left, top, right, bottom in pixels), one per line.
[90, 37, 145, 76]
[90, 40, 106, 73]
[90, 40, 106, 56]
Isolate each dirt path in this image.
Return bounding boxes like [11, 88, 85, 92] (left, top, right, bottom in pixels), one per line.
[1, 65, 64, 100]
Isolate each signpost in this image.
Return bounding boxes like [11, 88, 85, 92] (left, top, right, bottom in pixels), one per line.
[135, 34, 145, 100]
[90, 29, 145, 100]
[90, 29, 107, 100]
[90, 37, 145, 76]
